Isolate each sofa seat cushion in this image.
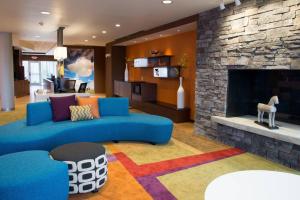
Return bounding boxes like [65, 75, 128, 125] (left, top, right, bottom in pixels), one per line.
[0, 151, 69, 200]
[0, 113, 173, 156]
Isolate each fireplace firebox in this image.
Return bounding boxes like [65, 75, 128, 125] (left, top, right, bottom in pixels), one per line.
[227, 70, 300, 125]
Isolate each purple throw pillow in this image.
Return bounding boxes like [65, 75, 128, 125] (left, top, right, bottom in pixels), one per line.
[50, 95, 76, 122]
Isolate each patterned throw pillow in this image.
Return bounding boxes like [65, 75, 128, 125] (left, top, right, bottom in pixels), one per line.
[69, 105, 94, 122]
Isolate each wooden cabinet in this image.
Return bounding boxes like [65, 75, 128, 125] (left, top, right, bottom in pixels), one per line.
[131, 101, 190, 123]
[14, 80, 30, 98]
[114, 80, 190, 122]
[13, 47, 25, 80]
[114, 80, 132, 99]
[114, 80, 157, 102]
[131, 82, 156, 102]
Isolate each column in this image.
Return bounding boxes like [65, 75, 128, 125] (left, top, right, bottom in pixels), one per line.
[0, 32, 15, 111]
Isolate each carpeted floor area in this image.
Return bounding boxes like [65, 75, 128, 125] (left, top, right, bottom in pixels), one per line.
[0, 96, 27, 125]
[1, 96, 299, 200]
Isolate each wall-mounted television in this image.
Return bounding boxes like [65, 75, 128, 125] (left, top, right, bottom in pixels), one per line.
[134, 58, 148, 68]
[153, 66, 180, 78]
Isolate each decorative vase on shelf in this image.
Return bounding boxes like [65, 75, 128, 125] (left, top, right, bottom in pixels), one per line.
[124, 64, 129, 82]
[177, 77, 185, 109]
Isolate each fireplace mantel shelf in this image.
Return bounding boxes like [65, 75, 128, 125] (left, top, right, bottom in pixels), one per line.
[212, 116, 300, 146]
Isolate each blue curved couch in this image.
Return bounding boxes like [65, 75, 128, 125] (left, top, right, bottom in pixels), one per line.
[0, 150, 69, 200]
[0, 98, 173, 156]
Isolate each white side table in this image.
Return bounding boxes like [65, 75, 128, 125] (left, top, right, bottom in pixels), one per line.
[205, 170, 300, 200]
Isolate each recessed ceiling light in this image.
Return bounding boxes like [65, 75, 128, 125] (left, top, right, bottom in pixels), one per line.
[162, 0, 173, 4]
[177, 29, 181, 32]
[84, 39, 88, 42]
[40, 11, 51, 15]
[34, 35, 40, 38]
[145, 38, 148, 40]
[159, 34, 163, 37]
[92, 35, 97, 39]
[102, 30, 107, 34]
[115, 24, 121, 27]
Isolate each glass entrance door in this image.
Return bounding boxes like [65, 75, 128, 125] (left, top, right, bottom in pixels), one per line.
[29, 61, 41, 85]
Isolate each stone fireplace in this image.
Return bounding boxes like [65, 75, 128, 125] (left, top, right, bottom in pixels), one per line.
[227, 69, 300, 124]
[195, 0, 300, 170]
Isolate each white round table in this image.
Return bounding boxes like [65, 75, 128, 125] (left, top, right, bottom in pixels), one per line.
[205, 170, 300, 200]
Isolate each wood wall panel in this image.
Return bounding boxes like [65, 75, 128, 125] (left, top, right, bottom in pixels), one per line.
[126, 31, 196, 120]
[105, 45, 126, 96]
[94, 47, 106, 93]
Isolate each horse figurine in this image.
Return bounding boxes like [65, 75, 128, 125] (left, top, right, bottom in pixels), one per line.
[257, 96, 279, 129]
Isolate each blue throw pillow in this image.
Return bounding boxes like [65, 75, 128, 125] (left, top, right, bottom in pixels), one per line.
[98, 98, 129, 116]
[27, 102, 53, 126]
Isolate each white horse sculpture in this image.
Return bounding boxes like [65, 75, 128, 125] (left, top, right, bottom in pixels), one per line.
[257, 96, 279, 128]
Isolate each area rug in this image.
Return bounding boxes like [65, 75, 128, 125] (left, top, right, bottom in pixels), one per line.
[69, 138, 297, 200]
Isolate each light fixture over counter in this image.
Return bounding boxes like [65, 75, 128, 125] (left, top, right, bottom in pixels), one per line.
[54, 46, 67, 61]
[54, 27, 67, 61]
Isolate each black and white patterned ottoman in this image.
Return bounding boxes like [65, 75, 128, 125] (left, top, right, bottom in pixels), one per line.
[50, 142, 108, 194]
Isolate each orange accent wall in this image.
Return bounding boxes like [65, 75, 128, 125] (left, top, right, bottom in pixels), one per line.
[126, 31, 196, 120]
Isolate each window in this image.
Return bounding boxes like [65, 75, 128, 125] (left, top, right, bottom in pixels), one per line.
[23, 61, 29, 80]
[22, 60, 58, 85]
[41, 61, 57, 80]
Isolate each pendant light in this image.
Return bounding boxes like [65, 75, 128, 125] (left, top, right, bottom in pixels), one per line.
[54, 27, 67, 61]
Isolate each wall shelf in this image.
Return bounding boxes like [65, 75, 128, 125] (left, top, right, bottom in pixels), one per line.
[148, 55, 172, 68]
[132, 55, 173, 68]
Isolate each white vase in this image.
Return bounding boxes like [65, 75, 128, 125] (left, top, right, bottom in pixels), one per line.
[124, 64, 129, 82]
[177, 77, 185, 109]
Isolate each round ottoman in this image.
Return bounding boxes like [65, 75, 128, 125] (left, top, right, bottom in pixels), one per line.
[0, 150, 69, 200]
[50, 142, 108, 194]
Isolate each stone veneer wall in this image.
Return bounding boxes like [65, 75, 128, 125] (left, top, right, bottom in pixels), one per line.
[217, 124, 300, 170]
[195, 0, 300, 138]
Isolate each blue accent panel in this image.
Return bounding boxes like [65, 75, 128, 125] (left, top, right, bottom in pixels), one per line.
[0, 151, 69, 200]
[99, 97, 129, 116]
[0, 113, 173, 156]
[26, 102, 52, 126]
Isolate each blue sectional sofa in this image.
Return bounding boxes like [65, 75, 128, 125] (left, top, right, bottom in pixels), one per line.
[0, 98, 173, 156]
[0, 151, 69, 200]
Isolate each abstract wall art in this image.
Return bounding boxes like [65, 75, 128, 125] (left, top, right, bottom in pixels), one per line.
[64, 48, 95, 90]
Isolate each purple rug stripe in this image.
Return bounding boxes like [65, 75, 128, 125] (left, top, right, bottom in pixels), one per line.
[137, 175, 177, 200]
[107, 154, 117, 162]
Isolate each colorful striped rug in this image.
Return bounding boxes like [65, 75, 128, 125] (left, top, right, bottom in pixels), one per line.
[69, 138, 296, 200]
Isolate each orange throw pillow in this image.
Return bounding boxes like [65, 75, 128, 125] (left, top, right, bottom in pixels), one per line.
[77, 97, 100, 118]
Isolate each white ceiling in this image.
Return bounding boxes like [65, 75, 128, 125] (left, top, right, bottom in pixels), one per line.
[0, 0, 233, 51]
[118, 22, 197, 46]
